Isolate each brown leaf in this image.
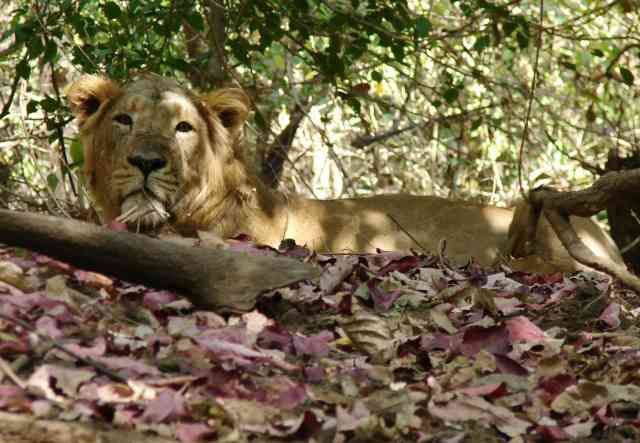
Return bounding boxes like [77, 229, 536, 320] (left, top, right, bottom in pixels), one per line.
[340, 309, 394, 361]
[428, 395, 530, 437]
[0, 261, 35, 291]
[430, 308, 457, 334]
[27, 365, 95, 403]
[320, 256, 358, 294]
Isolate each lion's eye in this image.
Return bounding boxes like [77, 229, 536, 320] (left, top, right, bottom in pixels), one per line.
[114, 114, 133, 125]
[176, 121, 194, 133]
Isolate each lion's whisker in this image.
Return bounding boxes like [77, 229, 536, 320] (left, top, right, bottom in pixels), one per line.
[116, 205, 139, 223]
[151, 177, 178, 186]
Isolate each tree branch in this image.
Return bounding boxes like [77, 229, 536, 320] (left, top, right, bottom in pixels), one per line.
[260, 101, 309, 188]
[350, 103, 496, 149]
[523, 180, 640, 292]
[0, 74, 20, 120]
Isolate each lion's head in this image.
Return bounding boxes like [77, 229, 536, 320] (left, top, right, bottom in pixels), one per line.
[67, 74, 251, 232]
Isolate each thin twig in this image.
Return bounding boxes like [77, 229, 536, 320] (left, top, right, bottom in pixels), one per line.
[351, 103, 496, 149]
[0, 357, 27, 389]
[386, 213, 427, 253]
[0, 312, 127, 383]
[0, 72, 21, 120]
[620, 210, 640, 255]
[518, 0, 545, 198]
[49, 61, 77, 196]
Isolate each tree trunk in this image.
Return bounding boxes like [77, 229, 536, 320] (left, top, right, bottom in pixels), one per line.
[604, 150, 640, 272]
[260, 102, 307, 188]
[517, 177, 640, 292]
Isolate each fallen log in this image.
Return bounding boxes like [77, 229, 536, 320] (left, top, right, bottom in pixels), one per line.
[0, 210, 319, 312]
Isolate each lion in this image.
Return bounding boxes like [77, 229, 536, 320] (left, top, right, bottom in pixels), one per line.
[66, 74, 624, 272]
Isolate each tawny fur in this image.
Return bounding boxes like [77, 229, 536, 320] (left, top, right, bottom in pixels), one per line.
[67, 75, 624, 272]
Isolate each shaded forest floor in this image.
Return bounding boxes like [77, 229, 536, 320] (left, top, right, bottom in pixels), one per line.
[1, 238, 640, 442]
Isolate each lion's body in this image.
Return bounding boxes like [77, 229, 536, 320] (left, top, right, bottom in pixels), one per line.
[259, 192, 623, 270]
[281, 194, 511, 261]
[67, 75, 624, 272]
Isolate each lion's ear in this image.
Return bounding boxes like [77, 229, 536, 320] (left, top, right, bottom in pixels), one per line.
[201, 88, 250, 135]
[66, 75, 121, 126]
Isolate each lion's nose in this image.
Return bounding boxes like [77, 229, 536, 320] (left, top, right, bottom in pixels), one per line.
[127, 152, 167, 176]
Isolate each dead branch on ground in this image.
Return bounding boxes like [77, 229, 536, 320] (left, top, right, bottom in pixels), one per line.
[0, 210, 319, 312]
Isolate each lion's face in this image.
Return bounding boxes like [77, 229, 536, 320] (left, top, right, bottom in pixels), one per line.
[101, 85, 204, 228]
[67, 75, 250, 230]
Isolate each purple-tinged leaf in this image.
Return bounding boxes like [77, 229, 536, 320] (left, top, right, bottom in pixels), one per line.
[176, 422, 216, 442]
[292, 331, 333, 358]
[141, 389, 187, 422]
[63, 336, 107, 358]
[35, 316, 63, 339]
[377, 255, 421, 276]
[303, 365, 326, 383]
[494, 353, 528, 376]
[143, 290, 179, 309]
[368, 280, 401, 311]
[599, 302, 621, 328]
[505, 316, 545, 343]
[460, 325, 511, 357]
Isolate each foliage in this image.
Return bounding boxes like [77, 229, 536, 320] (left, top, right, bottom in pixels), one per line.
[1, 2, 640, 439]
[0, 0, 639, 213]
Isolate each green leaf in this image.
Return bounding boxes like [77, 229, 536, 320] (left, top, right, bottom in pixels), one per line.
[473, 35, 490, 53]
[254, 110, 268, 131]
[347, 97, 361, 113]
[470, 118, 483, 131]
[70, 139, 84, 166]
[167, 57, 189, 72]
[443, 87, 460, 103]
[103, 1, 122, 20]
[186, 12, 205, 31]
[43, 39, 58, 63]
[354, 283, 370, 300]
[13, 21, 35, 43]
[47, 173, 59, 192]
[459, 2, 473, 16]
[503, 20, 517, 36]
[415, 16, 431, 38]
[391, 44, 405, 62]
[27, 37, 44, 58]
[620, 67, 634, 86]
[26, 100, 39, 114]
[46, 119, 59, 131]
[68, 13, 86, 35]
[16, 60, 31, 79]
[371, 71, 383, 82]
[40, 96, 59, 113]
[323, 52, 345, 78]
[516, 30, 529, 49]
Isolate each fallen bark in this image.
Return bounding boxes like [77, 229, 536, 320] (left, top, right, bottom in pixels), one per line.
[0, 210, 319, 312]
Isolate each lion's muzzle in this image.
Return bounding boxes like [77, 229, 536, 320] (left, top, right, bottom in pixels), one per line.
[127, 142, 169, 177]
[115, 139, 177, 229]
